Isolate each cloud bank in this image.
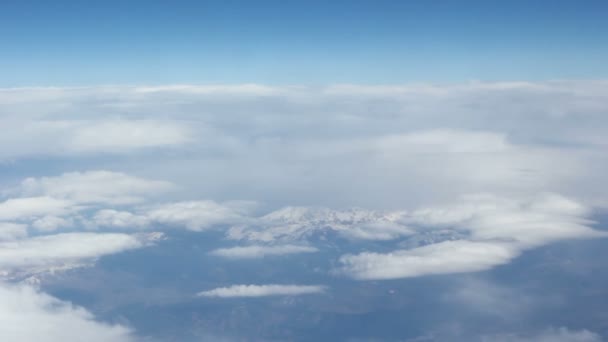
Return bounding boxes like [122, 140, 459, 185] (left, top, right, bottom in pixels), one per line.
[2, 82, 608, 209]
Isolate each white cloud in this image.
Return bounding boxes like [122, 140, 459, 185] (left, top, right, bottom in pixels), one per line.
[375, 129, 509, 154]
[1, 82, 608, 338]
[68, 120, 191, 153]
[0, 197, 74, 221]
[338, 194, 608, 280]
[407, 193, 604, 247]
[146, 200, 251, 231]
[0, 223, 28, 241]
[339, 240, 518, 280]
[133, 84, 284, 96]
[209, 245, 318, 259]
[31, 215, 73, 232]
[92, 209, 150, 229]
[18, 170, 174, 205]
[0, 171, 175, 232]
[91, 200, 252, 231]
[0, 283, 134, 342]
[197, 284, 326, 298]
[0, 232, 158, 277]
[338, 222, 413, 241]
[0, 119, 192, 159]
[2, 82, 608, 208]
[482, 327, 602, 342]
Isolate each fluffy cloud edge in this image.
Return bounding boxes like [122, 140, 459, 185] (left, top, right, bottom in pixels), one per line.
[0, 283, 135, 342]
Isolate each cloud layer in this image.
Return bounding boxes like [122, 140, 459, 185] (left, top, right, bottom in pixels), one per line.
[3, 82, 608, 340]
[2, 82, 608, 209]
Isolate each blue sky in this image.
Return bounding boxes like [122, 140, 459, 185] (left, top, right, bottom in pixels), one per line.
[1, 0, 608, 85]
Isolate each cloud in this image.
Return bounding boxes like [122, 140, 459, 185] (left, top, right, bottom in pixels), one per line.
[0, 169, 251, 232]
[339, 240, 518, 280]
[0, 232, 159, 278]
[1, 82, 608, 339]
[0, 119, 192, 158]
[407, 193, 604, 247]
[133, 84, 285, 96]
[2, 82, 608, 209]
[0, 171, 175, 232]
[90, 200, 251, 232]
[481, 327, 602, 342]
[0, 223, 28, 241]
[146, 200, 252, 231]
[68, 120, 192, 153]
[209, 245, 318, 259]
[197, 284, 326, 298]
[31, 215, 73, 232]
[92, 209, 150, 229]
[0, 196, 74, 221]
[338, 194, 608, 280]
[375, 129, 509, 154]
[0, 283, 134, 342]
[17, 170, 174, 205]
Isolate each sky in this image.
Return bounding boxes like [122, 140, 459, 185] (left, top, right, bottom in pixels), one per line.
[2, 1, 608, 342]
[1, 0, 608, 85]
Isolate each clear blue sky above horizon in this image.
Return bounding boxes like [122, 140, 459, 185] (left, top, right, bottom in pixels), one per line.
[1, 0, 607, 86]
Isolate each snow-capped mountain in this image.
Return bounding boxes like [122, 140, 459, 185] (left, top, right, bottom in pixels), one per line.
[227, 206, 411, 242]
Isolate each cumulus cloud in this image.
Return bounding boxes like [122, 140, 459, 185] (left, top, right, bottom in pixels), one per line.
[0, 170, 178, 232]
[338, 194, 608, 280]
[0, 169, 253, 233]
[92, 209, 150, 229]
[339, 240, 518, 280]
[407, 193, 604, 247]
[0, 197, 74, 221]
[197, 284, 326, 298]
[31, 215, 73, 232]
[209, 245, 318, 259]
[0, 232, 159, 278]
[0, 283, 134, 342]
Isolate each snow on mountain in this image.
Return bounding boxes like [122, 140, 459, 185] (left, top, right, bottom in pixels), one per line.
[227, 206, 411, 242]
